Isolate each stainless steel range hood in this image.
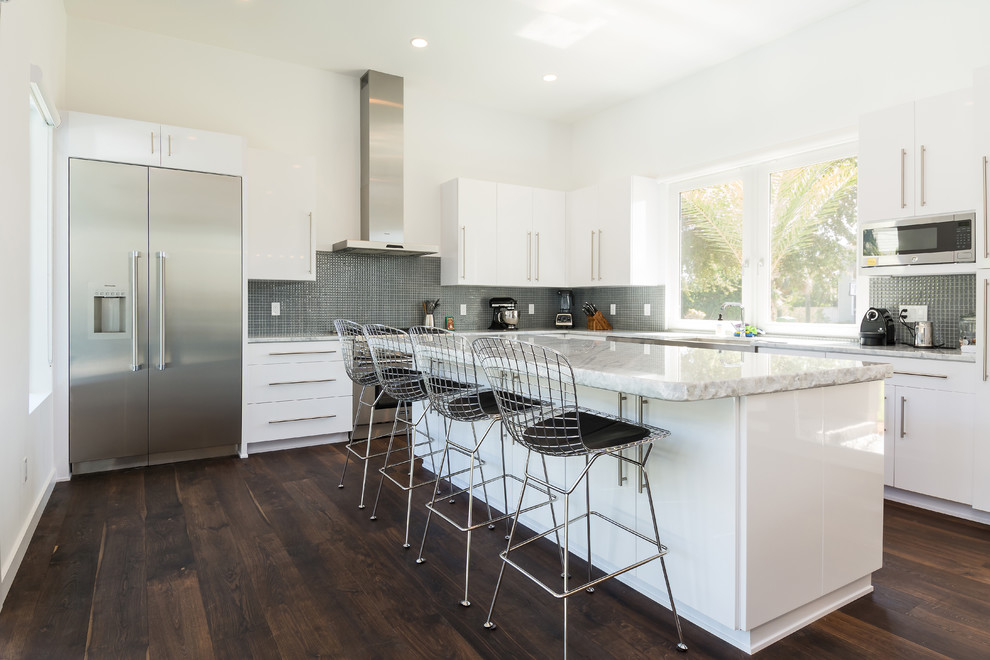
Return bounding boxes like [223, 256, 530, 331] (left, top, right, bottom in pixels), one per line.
[332, 70, 438, 257]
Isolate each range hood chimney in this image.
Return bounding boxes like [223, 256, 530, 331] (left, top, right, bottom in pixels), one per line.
[332, 70, 438, 256]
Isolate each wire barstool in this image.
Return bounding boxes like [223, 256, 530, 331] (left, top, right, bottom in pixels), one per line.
[333, 319, 393, 509]
[409, 326, 555, 607]
[472, 336, 688, 657]
[363, 324, 446, 548]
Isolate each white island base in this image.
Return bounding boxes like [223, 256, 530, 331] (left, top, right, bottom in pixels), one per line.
[429, 377, 885, 653]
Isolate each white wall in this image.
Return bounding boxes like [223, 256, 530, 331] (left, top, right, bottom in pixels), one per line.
[571, 0, 990, 184]
[64, 17, 572, 249]
[0, 0, 65, 608]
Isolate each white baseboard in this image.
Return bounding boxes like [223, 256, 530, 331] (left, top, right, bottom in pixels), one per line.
[1, 469, 56, 610]
[884, 487, 990, 526]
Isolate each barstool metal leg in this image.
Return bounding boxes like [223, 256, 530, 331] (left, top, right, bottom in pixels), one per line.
[562, 489, 570, 660]
[338, 384, 367, 488]
[369, 404, 404, 521]
[416, 439, 450, 564]
[585, 454, 594, 593]
[461, 430, 477, 607]
[484, 470, 531, 631]
[642, 463, 688, 652]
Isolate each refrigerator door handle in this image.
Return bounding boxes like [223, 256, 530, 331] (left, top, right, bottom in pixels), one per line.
[157, 251, 167, 370]
[130, 250, 142, 371]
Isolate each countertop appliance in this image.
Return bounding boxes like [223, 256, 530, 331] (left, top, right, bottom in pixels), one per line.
[69, 159, 242, 474]
[914, 321, 934, 347]
[489, 297, 519, 330]
[861, 212, 975, 267]
[859, 307, 896, 346]
[556, 289, 574, 328]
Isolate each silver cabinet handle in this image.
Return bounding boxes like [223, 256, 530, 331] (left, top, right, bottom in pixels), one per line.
[590, 230, 595, 281]
[268, 349, 337, 356]
[597, 229, 603, 280]
[900, 148, 907, 209]
[535, 232, 540, 281]
[151, 131, 155, 155]
[637, 397, 647, 493]
[130, 251, 141, 371]
[900, 396, 907, 438]
[308, 212, 315, 275]
[984, 278, 988, 382]
[616, 392, 627, 485]
[157, 251, 167, 371]
[269, 378, 336, 386]
[460, 226, 466, 279]
[168, 134, 173, 157]
[983, 156, 988, 260]
[890, 371, 947, 379]
[919, 145, 926, 207]
[268, 414, 336, 424]
[529, 231, 534, 281]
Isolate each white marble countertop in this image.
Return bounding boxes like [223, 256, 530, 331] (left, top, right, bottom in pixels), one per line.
[487, 333, 893, 402]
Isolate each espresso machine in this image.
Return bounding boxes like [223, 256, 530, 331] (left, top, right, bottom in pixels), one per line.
[489, 297, 519, 330]
[555, 289, 574, 328]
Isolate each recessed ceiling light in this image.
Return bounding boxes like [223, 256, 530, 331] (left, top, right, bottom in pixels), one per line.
[410, 37, 428, 48]
[543, 73, 558, 82]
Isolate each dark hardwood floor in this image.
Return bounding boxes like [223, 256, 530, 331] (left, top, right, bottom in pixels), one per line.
[2, 441, 989, 659]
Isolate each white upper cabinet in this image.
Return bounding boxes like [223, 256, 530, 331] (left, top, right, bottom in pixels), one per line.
[858, 89, 975, 223]
[496, 183, 533, 287]
[566, 176, 662, 287]
[495, 184, 566, 287]
[62, 112, 244, 176]
[247, 149, 317, 281]
[159, 124, 245, 176]
[975, 66, 990, 268]
[441, 178, 497, 285]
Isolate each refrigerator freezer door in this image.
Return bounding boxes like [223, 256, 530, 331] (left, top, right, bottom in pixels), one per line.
[69, 159, 150, 464]
[148, 168, 242, 455]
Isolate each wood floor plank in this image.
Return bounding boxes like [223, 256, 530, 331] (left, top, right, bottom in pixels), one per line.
[146, 571, 215, 660]
[84, 469, 149, 657]
[3, 443, 990, 659]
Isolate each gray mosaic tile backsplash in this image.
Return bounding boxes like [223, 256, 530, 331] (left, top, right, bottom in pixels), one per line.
[868, 274, 975, 348]
[248, 252, 666, 336]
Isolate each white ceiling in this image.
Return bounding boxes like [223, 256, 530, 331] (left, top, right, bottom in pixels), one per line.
[61, 0, 867, 122]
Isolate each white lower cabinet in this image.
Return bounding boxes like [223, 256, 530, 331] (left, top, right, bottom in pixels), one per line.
[244, 340, 352, 450]
[827, 352, 975, 506]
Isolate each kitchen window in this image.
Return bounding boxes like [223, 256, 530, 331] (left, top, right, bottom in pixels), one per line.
[667, 143, 858, 336]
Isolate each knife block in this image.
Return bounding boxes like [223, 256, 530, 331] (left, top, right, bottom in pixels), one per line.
[586, 311, 612, 331]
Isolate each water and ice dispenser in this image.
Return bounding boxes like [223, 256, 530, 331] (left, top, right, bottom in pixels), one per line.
[91, 284, 127, 334]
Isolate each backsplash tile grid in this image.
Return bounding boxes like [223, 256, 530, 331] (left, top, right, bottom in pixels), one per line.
[868, 274, 975, 348]
[249, 252, 667, 336]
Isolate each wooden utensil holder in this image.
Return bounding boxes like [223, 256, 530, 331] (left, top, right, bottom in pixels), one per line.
[586, 311, 612, 331]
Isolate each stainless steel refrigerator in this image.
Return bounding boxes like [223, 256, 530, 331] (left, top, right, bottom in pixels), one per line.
[69, 158, 242, 473]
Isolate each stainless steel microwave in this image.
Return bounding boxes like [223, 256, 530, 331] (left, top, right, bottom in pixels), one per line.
[861, 212, 975, 267]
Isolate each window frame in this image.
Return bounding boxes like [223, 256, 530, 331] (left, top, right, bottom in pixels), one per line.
[665, 140, 859, 338]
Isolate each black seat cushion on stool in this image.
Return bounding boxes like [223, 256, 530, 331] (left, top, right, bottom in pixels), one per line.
[522, 410, 650, 453]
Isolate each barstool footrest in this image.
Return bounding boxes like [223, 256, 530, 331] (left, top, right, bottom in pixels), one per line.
[425, 473, 557, 533]
[378, 446, 474, 492]
[500, 509, 669, 599]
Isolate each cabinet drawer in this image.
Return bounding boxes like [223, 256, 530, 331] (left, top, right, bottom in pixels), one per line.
[245, 362, 350, 403]
[246, 340, 341, 365]
[246, 396, 352, 443]
[824, 353, 974, 392]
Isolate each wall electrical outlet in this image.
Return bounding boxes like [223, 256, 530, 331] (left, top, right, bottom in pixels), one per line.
[460, 303, 467, 316]
[528, 303, 534, 314]
[899, 305, 927, 323]
[643, 303, 651, 316]
[610, 303, 616, 315]
[271, 302, 281, 316]
[23, 457, 28, 482]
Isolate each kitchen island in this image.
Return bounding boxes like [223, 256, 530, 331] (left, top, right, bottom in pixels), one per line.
[429, 332, 891, 653]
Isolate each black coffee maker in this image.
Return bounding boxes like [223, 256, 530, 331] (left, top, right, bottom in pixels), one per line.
[859, 307, 895, 346]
